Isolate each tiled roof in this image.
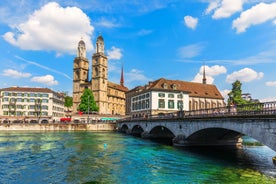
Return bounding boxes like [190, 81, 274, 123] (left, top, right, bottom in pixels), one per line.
[132, 78, 224, 99]
[108, 82, 128, 92]
[0, 86, 54, 93]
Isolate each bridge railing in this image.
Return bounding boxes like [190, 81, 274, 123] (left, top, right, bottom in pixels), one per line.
[119, 101, 276, 122]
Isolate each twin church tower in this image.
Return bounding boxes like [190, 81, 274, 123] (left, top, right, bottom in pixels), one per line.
[72, 35, 128, 115]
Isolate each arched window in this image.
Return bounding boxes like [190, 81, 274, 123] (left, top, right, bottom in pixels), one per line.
[95, 67, 99, 76]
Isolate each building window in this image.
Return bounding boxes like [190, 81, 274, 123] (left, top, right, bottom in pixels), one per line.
[158, 99, 165, 108]
[162, 83, 168, 89]
[158, 93, 165, 97]
[177, 100, 183, 109]
[4, 92, 9, 96]
[146, 100, 149, 109]
[168, 94, 174, 98]
[177, 94, 183, 99]
[168, 100, 174, 109]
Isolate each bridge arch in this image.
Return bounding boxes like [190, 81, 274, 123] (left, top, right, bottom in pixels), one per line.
[131, 125, 144, 137]
[120, 124, 129, 133]
[184, 127, 243, 147]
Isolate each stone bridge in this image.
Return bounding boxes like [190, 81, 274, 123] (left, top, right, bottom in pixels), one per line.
[117, 115, 276, 152]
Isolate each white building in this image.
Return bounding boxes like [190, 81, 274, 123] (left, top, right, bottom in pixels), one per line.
[0, 87, 65, 123]
[126, 78, 225, 118]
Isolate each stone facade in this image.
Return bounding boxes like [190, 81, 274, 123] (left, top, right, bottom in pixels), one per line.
[72, 36, 128, 115]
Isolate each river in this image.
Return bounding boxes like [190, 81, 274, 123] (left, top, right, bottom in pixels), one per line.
[0, 131, 275, 184]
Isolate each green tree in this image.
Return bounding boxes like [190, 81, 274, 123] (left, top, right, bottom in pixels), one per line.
[78, 89, 99, 113]
[64, 96, 73, 110]
[228, 80, 251, 106]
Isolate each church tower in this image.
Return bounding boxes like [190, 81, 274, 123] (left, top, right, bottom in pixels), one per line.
[72, 40, 89, 113]
[92, 35, 108, 114]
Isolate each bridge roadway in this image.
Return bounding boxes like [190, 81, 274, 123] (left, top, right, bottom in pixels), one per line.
[117, 102, 276, 152]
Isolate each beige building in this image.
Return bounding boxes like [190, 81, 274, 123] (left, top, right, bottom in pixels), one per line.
[0, 87, 65, 123]
[73, 36, 128, 115]
[126, 77, 225, 118]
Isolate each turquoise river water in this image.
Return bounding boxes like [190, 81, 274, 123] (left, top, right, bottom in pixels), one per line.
[0, 131, 276, 184]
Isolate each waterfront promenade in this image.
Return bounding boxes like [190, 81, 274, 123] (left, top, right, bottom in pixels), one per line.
[0, 122, 116, 131]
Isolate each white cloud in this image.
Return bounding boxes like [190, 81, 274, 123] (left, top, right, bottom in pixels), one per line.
[226, 68, 264, 83]
[266, 81, 276, 86]
[107, 46, 123, 60]
[177, 43, 204, 59]
[125, 69, 151, 87]
[31, 75, 58, 86]
[95, 17, 121, 28]
[2, 69, 31, 78]
[205, 0, 220, 15]
[192, 65, 227, 84]
[233, 2, 276, 33]
[184, 15, 198, 29]
[2, 2, 94, 54]
[212, 0, 244, 19]
[220, 89, 231, 101]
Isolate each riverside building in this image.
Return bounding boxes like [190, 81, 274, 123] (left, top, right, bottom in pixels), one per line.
[72, 35, 128, 115]
[126, 75, 225, 118]
[0, 87, 65, 123]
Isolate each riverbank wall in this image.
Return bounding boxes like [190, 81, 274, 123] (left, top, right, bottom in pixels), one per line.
[0, 123, 116, 131]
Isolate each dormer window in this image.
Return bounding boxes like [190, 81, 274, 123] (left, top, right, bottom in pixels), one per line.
[172, 84, 177, 90]
[162, 83, 168, 89]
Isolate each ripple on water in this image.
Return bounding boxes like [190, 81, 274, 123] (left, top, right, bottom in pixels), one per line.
[0, 132, 276, 184]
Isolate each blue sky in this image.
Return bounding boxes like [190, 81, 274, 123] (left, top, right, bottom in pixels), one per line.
[1, 0, 276, 102]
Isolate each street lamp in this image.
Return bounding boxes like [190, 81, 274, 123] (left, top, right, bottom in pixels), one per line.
[87, 96, 90, 124]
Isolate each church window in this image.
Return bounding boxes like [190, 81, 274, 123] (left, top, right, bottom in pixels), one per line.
[102, 68, 105, 78]
[95, 67, 99, 76]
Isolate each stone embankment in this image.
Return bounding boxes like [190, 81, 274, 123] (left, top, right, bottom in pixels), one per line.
[0, 123, 116, 131]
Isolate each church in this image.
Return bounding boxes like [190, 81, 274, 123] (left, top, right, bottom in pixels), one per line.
[72, 35, 128, 115]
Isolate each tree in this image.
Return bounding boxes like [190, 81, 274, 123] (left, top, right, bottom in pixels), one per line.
[64, 96, 73, 110]
[227, 80, 248, 106]
[78, 89, 99, 113]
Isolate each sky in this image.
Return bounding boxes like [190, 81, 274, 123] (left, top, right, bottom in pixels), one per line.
[0, 0, 276, 102]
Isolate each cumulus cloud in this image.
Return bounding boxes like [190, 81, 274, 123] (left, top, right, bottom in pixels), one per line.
[233, 2, 276, 33]
[184, 15, 198, 29]
[266, 81, 276, 86]
[2, 69, 31, 78]
[226, 68, 264, 83]
[2, 2, 94, 54]
[192, 65, 227, 84]
[177, 43, 204, 59]
[107, 46, 123, 60]
[31, 75, 58, 86]
[214, 0, 244, 19]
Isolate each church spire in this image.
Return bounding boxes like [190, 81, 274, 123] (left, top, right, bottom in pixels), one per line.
[120, 65, 124, 86]
[202, 64, 206, 84]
